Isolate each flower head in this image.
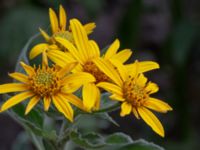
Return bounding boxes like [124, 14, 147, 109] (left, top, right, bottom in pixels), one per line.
[41, 5, 96, 43]
[29, 5, 96, 64]
[95, 59, 172, 137]
[0, 61, 95, 121]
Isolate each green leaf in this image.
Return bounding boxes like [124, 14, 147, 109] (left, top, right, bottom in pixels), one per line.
[70, 130, 164, 150]
[70, 130, 105, 149]
[94, 113, 119, 127]
[116, 139, 164, 150]
[105, 132, 133, 144]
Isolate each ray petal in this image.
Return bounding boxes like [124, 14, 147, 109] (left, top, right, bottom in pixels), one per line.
[120, 102, 132, 117]
[70, 19, 90, 62]
[145, 82, 159, 94]
[110, 49, 132, 63]
[47, 50, 76, 67]
[83, 83, 100, 111]
[0, 83, 28, 94]
[49, 8, 59, 33]
[44, 96, 51, 111]
[137, 107, 164, 137]
[60, 93, 86, 111]
[144, 97, 173, 113]
[39, 28, 50, 42]
[59, 5, 67, 31]
[84, 22, 96, 34]
[20, 62, 35, 76]
[25, 96, 40, 115]
[97, 82, 123, 96]
[89, 40, 100, 58]
[53, 95, 73, 122]
[104, 39, 120, 59]
[0, 91, 35, 112]
[55, 37, 84, 64]
[93, 58, 122, 86]
[29, 43, 49, 59]
[9, 72, 28, 83]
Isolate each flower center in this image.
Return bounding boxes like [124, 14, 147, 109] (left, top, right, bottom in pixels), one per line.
[83, 61, 109, 83]
[123, 76, 149, 107]
[29, 67, 61, 97]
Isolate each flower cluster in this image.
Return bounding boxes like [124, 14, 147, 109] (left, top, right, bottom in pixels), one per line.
[0, 5, 172, 137]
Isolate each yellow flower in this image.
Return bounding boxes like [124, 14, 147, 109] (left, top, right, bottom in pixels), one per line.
[29, 5, 96, 63]
[95, 59, 172, 137]
[0, 60, 95, 121]
[46, 19, 159, 112]
[40, 5, 96, 43]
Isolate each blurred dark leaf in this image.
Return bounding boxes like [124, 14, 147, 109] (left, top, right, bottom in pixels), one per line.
[0, 6, 48, 66]
[171, 21, 197, 67]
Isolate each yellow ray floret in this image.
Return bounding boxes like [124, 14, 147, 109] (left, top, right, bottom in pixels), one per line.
[0, 61, 95, 121]
[95, 59, 172, 137]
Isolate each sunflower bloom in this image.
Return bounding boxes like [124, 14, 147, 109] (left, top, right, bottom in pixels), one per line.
[0, 61, 95, 121]
[95, 59, 172, 137]
[29, 5, 96, 63]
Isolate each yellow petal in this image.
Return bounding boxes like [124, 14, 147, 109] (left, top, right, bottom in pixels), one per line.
[70, 19, 90, 62]
[110, 49, 132, 63]
[145, 82, 159, 94]
[49, 8, 59, 33]
[58, 62, 78, 78]
[109, 94, 125, 101]
[25, 96, 40, 115]
[138, 61, 160, 73]
[108, 59, 127, 81]
[47, 50, 76, 67]
[137, 107, 164, 137]
[144, 98, 173, 113]
[44, 96, 51, 111]
[120, 102, 132, 117]
[39, 28, 50, 42]
[136, 74, 147, 87]
[83, 83, 100, 111]
[89, 40, 100, 58]
[104, 39, 120, 59]
[55, 37, 84, 64]
[93, 58, 122, 86]
[9, 72, 28, 83]
[0, 83, 28, 94]
[125, 60, 139, 78]
[42, 51, 48, 67]
[97, 82, 123, 96]
[60, 93, 87, 111]
[53, 95, 74, 122]
[126, 61, 160, 74]
[132, 108, 140, 119]
[20, 62, 35, 76]
[0, 91, 34, 112]
[29, 43, 49, 59]
[63, 72, 96, 85]
[84, 22, 96, 34]
[59, 5, 67, 31]
[61, 84, 82, 94]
